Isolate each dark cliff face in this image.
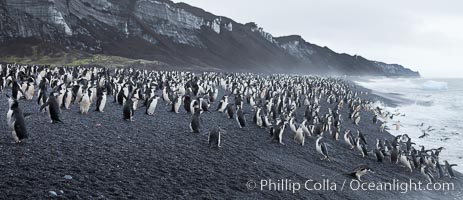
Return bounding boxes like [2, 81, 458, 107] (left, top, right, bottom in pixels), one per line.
[275, 35, 420, 77]
[0, 0, 420, 76]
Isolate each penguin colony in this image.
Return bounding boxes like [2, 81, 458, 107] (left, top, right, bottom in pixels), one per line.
[0, 63, 457, 182]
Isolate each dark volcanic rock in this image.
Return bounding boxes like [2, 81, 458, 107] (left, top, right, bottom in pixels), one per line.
[0, 0, 419, 76]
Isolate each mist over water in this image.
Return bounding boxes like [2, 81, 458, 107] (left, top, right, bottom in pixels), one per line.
[355, 78, 463, 172]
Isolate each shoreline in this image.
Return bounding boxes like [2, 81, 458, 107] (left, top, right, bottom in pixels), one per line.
[0, 77, 461, 199]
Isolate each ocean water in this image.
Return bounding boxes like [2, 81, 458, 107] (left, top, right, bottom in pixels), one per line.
[355, 78, 463, 172]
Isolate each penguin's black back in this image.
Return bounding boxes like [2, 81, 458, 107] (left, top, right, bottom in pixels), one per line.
[12, 107, 28, 140]
[48, 96, 62, 122]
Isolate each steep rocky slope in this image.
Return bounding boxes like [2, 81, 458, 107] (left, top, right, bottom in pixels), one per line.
[0, 0, 420, 76]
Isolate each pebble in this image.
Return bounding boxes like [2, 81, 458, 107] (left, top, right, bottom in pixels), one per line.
[49, 191, 57, 196]
[64, 175, 73, 180]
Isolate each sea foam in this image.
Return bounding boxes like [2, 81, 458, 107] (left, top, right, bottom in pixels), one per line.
[421, 80, 448, 91]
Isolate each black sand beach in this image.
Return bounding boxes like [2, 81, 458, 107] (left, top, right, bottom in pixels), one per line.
[0, 83, 461, 200]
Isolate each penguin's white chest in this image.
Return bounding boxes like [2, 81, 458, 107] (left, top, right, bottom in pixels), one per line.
[7, 109, 13, 127]
[174, 99, 181, 111]
[99, 95, 107, 110]
[65, 92, 72, 106]
[147, 100, 158, 115]
[80, 96, 90, 112]
[26, 85, 34, 100]
[316, 141, 323, 154]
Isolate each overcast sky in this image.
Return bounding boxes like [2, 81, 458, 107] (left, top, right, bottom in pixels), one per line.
[173, 0, 463, 78]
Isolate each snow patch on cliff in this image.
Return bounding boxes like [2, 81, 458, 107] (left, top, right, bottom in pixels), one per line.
[279, 40, 315, 61]
[224, 22, 232, 31]
[211, 17, 221, 34]
[249, 24, 276, 43]
[49, 6, 72, 36]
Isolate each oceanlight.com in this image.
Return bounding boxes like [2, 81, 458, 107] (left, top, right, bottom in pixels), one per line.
[245, 179, 455, 194]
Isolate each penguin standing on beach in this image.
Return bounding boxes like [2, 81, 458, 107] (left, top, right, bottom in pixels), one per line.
[421, 165, 435, 183]
[80, 90, 91, 114]
[294, 126, 305, 146]
[62, 87, 72, 109]
[171, 94, 182, 113]
[23, 78, 35, 100]
[356, 138, 369, 158]
[146, 95, 160, 115]
[95, 88, 107, 112]
[399, 151, 413, 172]
[343, 130, 356, 149]
[216, 95, 228, 112]
[226, 103, 234, 119]
[373, 149, 384, 162]
[11, 79, 25, 100]
[236, 105, 246, 128]
[190, 106, 201, 133]
[253, 107, 263, 128]
[6, 95, 28, 143]
[40, 92, 63, 123]
[208, 126, 221, 148]
[271, 120, 286, 145]
[445, 161, 458, 178]
[183, 95, 192, 113]
[372, 114, 378, 124]
[123, 94, 136, 121]
[390, 146, 399, 164]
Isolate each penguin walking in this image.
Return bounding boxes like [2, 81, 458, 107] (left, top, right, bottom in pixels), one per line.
[236, 105, 246, 128]
[348, 165, 375, 181]
[37, 86, 48, 111]
[6, 95, 28, 143]
[146, 96, 160, 115]
[357, 130, 367, 144]
[208, 126, 221, 148]
[271, 119, 286, 145]
[343, 130, 356, 149]
[445, 161, 458, 178]
[123, 94, 136, 121]
[190, 106, 201, 133]
[356, 138, 369, 158]
[316, 137, 330, 161]
[390, 146, 399, 164]
[183, 95, 192, 113]
[399, 151, 413, 172]
[379, 123, 387, 133]
[226, 103, 234, 119]
[436, 162, 445, 179]
[95, 88, 107, 112]
[373, 149, 384, 162]
[300, 119, 312, 137]
[11, 80, 25, 100]
[40, 92, 63, 123]
[421, 166, 435, 183]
